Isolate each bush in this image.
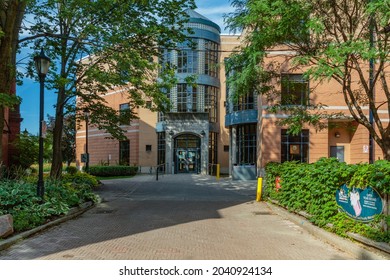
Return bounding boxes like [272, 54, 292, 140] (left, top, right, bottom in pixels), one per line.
[265, 158, 390, 242]
[65, 166, 78, 175]
[0, 175, 98, 233]
[87, 165, 138, 177]
[62, 172, 99, 188]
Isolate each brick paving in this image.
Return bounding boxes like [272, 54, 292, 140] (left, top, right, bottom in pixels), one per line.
[0, 174, 355, 260]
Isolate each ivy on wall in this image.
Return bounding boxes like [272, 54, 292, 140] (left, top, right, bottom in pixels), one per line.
[265, 158, 390, 242]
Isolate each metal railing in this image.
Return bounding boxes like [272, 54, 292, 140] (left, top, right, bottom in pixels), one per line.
[155, 163, 168, 181]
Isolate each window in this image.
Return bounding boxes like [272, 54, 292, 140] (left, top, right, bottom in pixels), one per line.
[119, 103, 130, 125]
[157, 132, 166, 169]
[236, 124, 257, 165]
[146, 145, 152, 152]
[119, 140, 130, 165]
[177, 84, 197, 112]
[146, 101, 152, 109]
[159, 49, 172, 74]
[224, 145, 229, 152]
[177, 50, 198, 74]
[233, 92, 256, 112]
[281, 129, 309, 163]
[281, 74, 309, 106]
[330, 146, 344, 162]
[204, 40, 219, 77]
[209, 132, 218, 165]
[205, 85, 218, 123]
[177, 40, 199, 74]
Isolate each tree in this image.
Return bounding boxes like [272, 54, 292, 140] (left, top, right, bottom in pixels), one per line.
[20, 0, 195, 178]
[47, 112, 75, 167]
[225, 0, 390, 159]
[13, 130, 53, 169]
[0, 0, 27, 161]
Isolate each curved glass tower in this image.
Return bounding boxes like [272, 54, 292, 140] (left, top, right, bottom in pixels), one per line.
[157, 10, 221, 174]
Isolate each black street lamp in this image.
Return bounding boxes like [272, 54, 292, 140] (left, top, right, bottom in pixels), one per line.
[34, 48, 50, 199]
[84, 108, 90, 173]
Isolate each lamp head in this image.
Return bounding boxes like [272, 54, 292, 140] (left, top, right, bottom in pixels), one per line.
[34, 48, 51, 77]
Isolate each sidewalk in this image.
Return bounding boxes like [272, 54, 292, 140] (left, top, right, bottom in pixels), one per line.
[0, 174, 388, 260]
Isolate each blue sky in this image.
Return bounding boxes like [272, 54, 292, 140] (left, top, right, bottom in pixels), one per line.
[17, 0, 235, 134]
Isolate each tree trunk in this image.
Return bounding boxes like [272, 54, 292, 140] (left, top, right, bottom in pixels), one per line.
[0, 0, 26, 164]
[381, 138, 390, 161]
[50, 94, 65, 179]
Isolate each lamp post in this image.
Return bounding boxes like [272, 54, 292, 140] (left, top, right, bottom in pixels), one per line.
[84, 108, 90, 173]
[34, 48, 50, 199]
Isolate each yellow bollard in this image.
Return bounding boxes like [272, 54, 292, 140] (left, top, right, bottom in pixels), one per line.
[216, 164, 220, 180]
[256, 177, 263, 202]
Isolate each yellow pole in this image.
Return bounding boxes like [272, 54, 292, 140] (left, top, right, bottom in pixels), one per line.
[216, 164, 220, 180]
[256, 177, 263, 201]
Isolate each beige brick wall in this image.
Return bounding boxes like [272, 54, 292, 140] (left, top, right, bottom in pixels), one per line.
[219, 35, 241, 172]
[138, 107, 158, 168]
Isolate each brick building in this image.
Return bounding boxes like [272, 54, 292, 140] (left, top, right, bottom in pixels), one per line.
[76, 10, 387, 179]
[2, 83, 22, 166]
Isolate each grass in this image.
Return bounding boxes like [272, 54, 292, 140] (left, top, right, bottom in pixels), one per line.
[30, 162, 77, 172]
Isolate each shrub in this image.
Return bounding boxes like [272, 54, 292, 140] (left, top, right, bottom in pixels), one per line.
[62, 172, 99, 188]
[0, 175, 98, 233]
[87, 165, 138, 177]
[65, 166, 78, 175]
[265, 158, 390, 242]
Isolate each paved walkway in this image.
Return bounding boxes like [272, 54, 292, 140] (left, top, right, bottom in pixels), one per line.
[0, 174, 364, 260]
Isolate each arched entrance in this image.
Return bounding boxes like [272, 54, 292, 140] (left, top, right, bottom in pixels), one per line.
[174, 134, 201, 173]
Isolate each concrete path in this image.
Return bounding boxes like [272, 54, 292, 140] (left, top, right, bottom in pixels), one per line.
[0, 174, 363, 260]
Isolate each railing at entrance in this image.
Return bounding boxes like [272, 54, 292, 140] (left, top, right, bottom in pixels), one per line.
[156, 163, 168, 181]
[207, 163, 220, 180]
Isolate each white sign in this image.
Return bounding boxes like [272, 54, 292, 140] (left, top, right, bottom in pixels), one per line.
[363, 145, 369, 153]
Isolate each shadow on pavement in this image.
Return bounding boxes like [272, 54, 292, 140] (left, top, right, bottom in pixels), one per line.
[0, 174, 256, 259]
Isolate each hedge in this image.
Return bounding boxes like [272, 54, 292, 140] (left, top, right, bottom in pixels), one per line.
[265, 158, 390, 242]
[87, 165, 138, 177]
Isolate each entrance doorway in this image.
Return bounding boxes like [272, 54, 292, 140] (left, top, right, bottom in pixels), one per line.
[174, 134, 201, 174]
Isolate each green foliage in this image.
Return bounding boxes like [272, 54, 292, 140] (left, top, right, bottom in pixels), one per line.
[20, 0, 196, 178]
[62, 172, 99, 188]
[226, 0, 390, 158]
[265, 158, 390, 242]
[12, 131, 53, 168]
[0, 172, 98, 233]
[65, 166, 78, 175]
[88, 165, 138, 177]
[0, 93, 21, 108]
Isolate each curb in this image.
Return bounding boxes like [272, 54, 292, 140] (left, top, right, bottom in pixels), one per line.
[0, 201, 96, 252]
[265, 201, 390, 260]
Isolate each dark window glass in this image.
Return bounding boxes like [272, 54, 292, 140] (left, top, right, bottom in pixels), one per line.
[205, 85, 218, 123]
[209, 132, 218, 165]
[177, 39, 199, 74]
[204, 40, 219, 78]
[236, 124, 257, 165]
[119, 140, 130, 165]
[233, 91, 256, 112]
[119, 103, 131, 125]
[330, 146, 344, 162]
[177, 84, 197, 112]
[281, 74, 309, 106]
[281, 129, 309, 163]
[157, 132, 166, 169]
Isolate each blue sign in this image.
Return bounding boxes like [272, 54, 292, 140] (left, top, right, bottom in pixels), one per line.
[336, 184, 384, 222]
